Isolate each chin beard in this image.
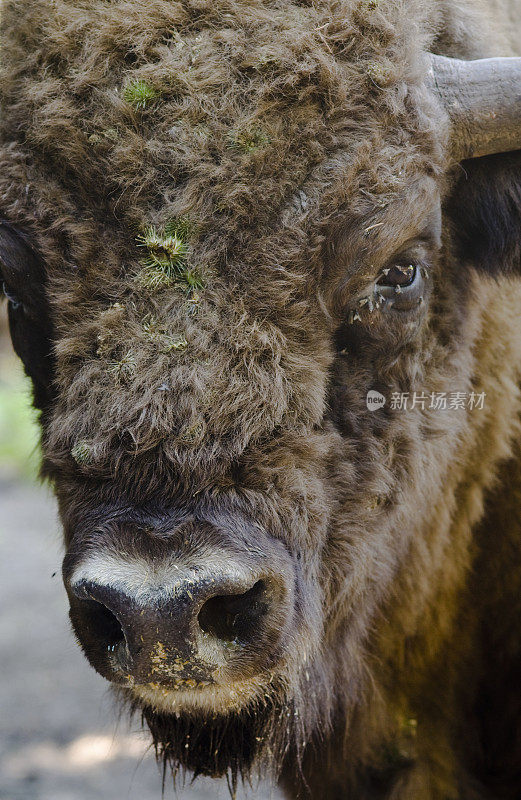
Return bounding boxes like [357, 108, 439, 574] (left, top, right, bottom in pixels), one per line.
[118, 668, 329, 794]
[144, 698, 288, 789]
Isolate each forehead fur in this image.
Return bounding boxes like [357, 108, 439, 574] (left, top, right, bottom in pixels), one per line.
[0, 0, 443, 482]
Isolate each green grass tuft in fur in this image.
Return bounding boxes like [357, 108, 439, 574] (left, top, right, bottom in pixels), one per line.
[108, 351, 136, 381]
[227, 127, 269, 153]
[135, 221, 204, 294]
[71, 440, 94, 466]
[142, 316, 188, 353]
[123, 79, 160, 110]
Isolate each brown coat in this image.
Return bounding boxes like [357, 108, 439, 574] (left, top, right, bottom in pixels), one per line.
[1, 1, 521, 797]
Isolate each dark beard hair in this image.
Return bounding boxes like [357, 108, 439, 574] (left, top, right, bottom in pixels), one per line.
[117, 657, 333, 796]
[145, 703, 280, 792]
[119, 681, 311, 797]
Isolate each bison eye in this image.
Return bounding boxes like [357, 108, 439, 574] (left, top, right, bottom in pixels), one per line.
[374, 258, 426, 313]
[1, 280, 22, 310]
[377, 263, 416, 288]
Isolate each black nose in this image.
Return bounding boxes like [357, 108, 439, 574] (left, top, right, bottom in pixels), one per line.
[67, 565, 287, 686]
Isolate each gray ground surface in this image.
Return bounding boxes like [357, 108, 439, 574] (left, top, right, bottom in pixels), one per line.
[0, 482, 283, 800]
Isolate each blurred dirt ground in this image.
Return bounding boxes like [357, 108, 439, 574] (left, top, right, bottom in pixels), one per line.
[0, 315, 282, 799]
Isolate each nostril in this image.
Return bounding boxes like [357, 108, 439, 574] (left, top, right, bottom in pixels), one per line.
[197, 579, 270, 644]
[82, 597, 126, 649]
[71, 582, 126, 652]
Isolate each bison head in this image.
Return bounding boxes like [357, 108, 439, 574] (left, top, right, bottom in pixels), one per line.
[1, 0, 521, 793]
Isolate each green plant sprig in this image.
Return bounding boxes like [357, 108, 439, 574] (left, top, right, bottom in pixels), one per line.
[71, 440, 95, 466]
[135, 221, 205, 294]
[123, 79, 161, 110]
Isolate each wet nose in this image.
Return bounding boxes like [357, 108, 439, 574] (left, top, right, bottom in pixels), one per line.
[67, 564, 286, 686]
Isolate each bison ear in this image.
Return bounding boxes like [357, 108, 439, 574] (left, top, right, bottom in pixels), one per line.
[0, 222, 55, 409]
[444, 151, 521, 275]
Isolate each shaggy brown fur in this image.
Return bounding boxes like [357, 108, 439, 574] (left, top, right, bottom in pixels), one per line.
[1, 0, 521, 797]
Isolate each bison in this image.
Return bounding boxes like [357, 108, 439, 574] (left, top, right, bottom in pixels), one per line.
[2, 0, 521, 796]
